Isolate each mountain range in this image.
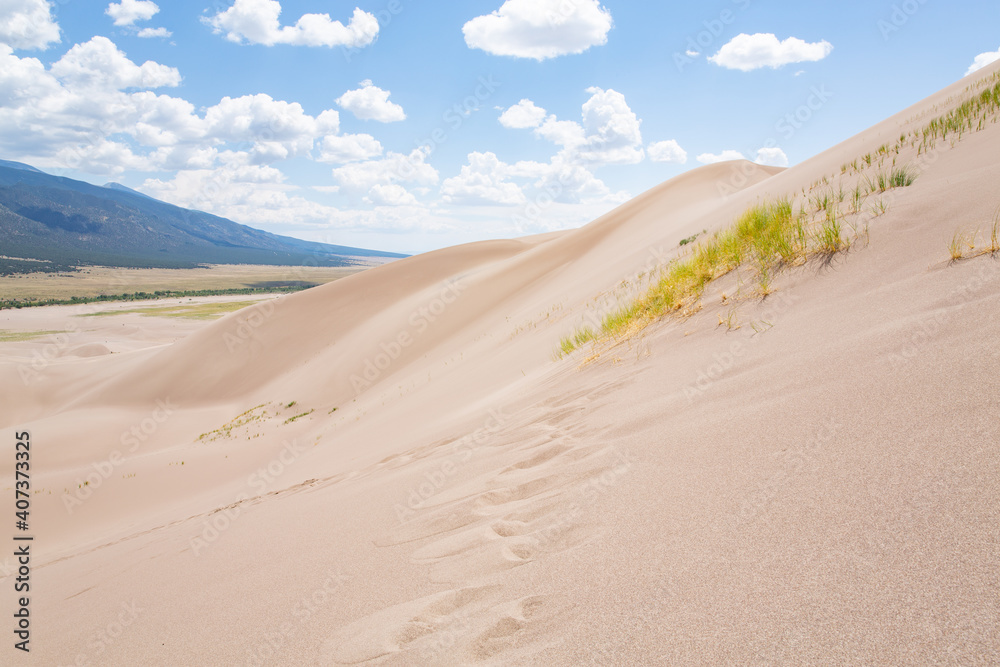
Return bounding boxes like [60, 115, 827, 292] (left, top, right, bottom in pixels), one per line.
[0, 160, 405, 274]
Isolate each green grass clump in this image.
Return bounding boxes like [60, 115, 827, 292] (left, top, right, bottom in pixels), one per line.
[559, 326, 597, 355]
[920, 72, 1000, 151]
[949, 230, 968, 261]
[865, 165, 918, 194]
[888, 166, 917, 188]
[817, 216, 846, 254]
[559, 198, 835, 356]
[284, 409, 314, 425]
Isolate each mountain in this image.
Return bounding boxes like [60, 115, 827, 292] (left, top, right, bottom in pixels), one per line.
[0, 159, 44, 173]
[0, 161, 406, 274]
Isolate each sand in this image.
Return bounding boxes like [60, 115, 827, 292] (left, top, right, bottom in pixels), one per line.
[1, 62, 999, 665]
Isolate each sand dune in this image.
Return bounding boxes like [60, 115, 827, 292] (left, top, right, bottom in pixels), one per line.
[3, 62, 1000, 664]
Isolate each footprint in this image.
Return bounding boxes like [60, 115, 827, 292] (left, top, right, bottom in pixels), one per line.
[318, 584, 497, 665]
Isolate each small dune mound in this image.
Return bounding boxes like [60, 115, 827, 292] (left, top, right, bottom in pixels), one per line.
[66, 342, 112, 357]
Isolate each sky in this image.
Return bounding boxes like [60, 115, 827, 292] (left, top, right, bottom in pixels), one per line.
[0, 1, 998, 254]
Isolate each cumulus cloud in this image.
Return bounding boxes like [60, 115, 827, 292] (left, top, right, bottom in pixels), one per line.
[50, 36, 181, 89]
[534, 116, 587, 147]
[365, 183, 418, 207]
[106, 0, 159, 27]
[0, 0, 60, 50]
[317, 133, 383, 164]
[575, 87, 643, 165]
[137, 27, 171, 39]
[331, 148, 438, 195]
[205, 0, 379, 48]
[754, 146, 788, 167]
[441, 152, 525, 205]
[498, 99, 547, 129]
[0, 37, 366, 180]
[647, 139, 687, 164]
[696, 150, 746, 164]
[463, 0, 613, 60]
[335, 80, 406, 123]
[512, 87, 643, 167]
[966, 47, 1000, 76]
[709, 33, 833, 72]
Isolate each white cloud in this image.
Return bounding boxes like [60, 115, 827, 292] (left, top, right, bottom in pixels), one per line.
[575, 87, 643, 165]
[137, 27, 172, 39]
[499, 99, 547, 129]
[365, 184, 418, 207]
[0, 38, 357, 178]
[709, 33, 833, 72]
[522, 87, 644, 167]
[317, 133, 383, 164]
[685, 49, 699, 58]
[205, 0, 379, 48]
[106, 0, 159, 27]
[51, 36, 181, 89]
[535, 116, 586, 147]
[0, 0, 60, 50]
[754, 146, 788, 167]
[463, 0, 613, 61]
[331, 148, 439, 195]
[696, 150, 746, 164]
[648, 139, 687, 164]
[966, 47, 1000, 76]
[202, 94, 335, 151]
[441, 152, 525, 205]
[519, 158, 621, 205]
[335, 80, 406, 123]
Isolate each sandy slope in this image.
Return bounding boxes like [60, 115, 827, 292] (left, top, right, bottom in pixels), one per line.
[2, 63, 999, 665]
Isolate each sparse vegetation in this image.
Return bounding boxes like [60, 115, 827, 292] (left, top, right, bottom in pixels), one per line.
[1, 286, 305, 311]
[948, 210, 1000, 261]
[949, 230, 969, 261]
[80, 300, 261, 320]
[558, 197, 856, 356]
[284, 409, 314, 425]
[679, 230, 707, 247]
[557, 72, 1000, 358]
[198, 404, 268, 442]
[0, 329, 66, 343]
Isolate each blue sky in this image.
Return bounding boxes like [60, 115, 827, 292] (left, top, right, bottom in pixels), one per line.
[1, 1, 997, 254]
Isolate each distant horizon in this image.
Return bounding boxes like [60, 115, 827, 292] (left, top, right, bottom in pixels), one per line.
[1, 0, 997, 254]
